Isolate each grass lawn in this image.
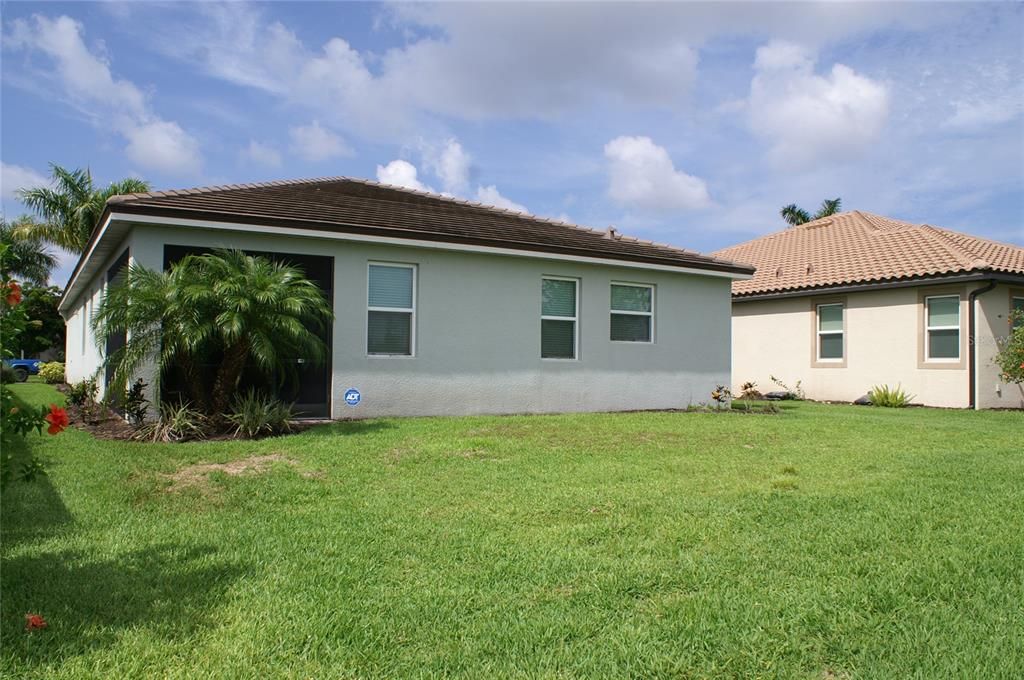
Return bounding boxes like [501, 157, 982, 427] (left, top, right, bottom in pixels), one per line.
[2, 383, 1022, 678]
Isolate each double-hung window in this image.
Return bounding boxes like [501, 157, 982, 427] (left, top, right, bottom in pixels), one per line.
[541, 277, 578, 359]
[925, 295, 960, 361]
[816, 303, 844, 361]
[367, 263, 415, 356]
[610, 283, 653, 342]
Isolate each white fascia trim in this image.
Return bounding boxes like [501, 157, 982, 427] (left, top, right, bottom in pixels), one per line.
[59, 213, 116, 314]
[118, 212, 753, 279]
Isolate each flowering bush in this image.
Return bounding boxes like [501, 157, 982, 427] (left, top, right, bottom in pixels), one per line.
[38, 361, 66, 384]
[994, 310, 1024, 384]
[1, 244, 66, 487]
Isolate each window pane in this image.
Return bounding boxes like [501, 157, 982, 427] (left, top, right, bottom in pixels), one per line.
[928, 329, 959, 359]
[818, 304, 843, 332]
[368, 311, 411, 354]
[927, 296, 959, 327]
[1013, 298, 1024, 329]
[819, 333, 843, 359]
[611, 313, 651, 342]
[542, 279, 576, 317]
[369, 265, 413, 309]
[541, 319, 575, 358]
[611, 285, 651, 312]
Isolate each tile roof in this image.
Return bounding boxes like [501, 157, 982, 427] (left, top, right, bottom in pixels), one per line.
[712, 210, 1024, 297]
[101, 176, 751, 275]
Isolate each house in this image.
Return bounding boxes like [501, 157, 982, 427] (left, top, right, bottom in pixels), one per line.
[712, 211, 1024, 409]
[59, 177, 753, 418]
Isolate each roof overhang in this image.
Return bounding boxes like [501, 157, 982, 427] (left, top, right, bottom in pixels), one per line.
[60, 209, 754, 313]
[731, 271, 1024, 302]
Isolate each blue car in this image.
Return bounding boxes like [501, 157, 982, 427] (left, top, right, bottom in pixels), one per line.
[3, 359, 42, 383]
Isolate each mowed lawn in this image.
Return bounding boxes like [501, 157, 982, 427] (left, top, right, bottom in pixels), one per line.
[2, 383, 1022, 678]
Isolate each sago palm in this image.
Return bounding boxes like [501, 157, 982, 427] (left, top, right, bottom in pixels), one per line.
[0, 217, 57, 285]
[15, 164, 150, 253]
[780, 197, 842, 227]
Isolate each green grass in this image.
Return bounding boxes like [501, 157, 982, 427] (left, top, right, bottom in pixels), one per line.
[2, 384, 1022, 678]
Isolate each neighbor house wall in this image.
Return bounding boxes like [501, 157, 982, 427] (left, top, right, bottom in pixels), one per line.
[975, 283, 1024, 409]
[731, 284, 975, 408]
[120, 222, 734, 418]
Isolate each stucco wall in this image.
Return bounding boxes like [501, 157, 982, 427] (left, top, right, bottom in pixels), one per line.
[75, 223, 734, 417]
[975, 283, 1024, 409]
[732, 284, 981, 408]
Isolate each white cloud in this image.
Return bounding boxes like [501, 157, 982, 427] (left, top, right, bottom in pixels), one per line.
[424, 138, 472, 194]
[748, 40, 889, 166]
[604, 136, 711, 212]
[4, 15, 202, 176]
[241, 140, 283, 168]
[475, 185, 528, 214]
[376, 160, 432, 192]
[1, 162, 50, 202]
[288, 121, 352, 162]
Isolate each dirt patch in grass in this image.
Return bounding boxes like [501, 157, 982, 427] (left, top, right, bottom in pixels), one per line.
[162, 454, 317, 494]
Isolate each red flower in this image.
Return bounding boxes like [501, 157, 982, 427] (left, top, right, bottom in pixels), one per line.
[25, 613, 47, 631]
[44, 405, 69, 435]
[4, 281, 22, 306]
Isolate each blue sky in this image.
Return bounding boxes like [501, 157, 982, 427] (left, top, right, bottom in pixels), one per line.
[2, 1, 1022, 283]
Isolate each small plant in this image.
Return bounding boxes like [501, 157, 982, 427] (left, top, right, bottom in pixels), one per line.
[38, 361, 65, 384]
[994, 309, 1023, 384]
[710, 385, 732, 409]
[124, 379, 149, 426]
[868, 384, 914, 408]
[0, 363, 17, 384]
[226, 390, 294, 439]
[769, 375, 806, 400]
[65, 377, 99, 407]
[134, 401, 208, 443]
[738, 381, 762, 400]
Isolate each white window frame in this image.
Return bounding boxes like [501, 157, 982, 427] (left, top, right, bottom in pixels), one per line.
[924, 294, 960, 362]
[816, 302, 844, 362]
[610, 282, 655, 344]
[541, 276, 579, 361]
[366, 262, 417, 358]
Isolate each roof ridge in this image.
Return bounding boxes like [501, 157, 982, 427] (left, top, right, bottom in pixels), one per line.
[922, 224, 992, 270]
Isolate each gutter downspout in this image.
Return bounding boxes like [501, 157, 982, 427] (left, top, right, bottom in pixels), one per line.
[968, 280, 998, 410]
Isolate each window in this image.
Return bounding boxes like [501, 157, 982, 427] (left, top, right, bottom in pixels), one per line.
[367, 263, 415, 356]
[541, 277, 578, 359]
[925, 295, 960, 360]
[1013, 296, 1024, 329]
[610, 283, 653, 342]
[816, 303, 844, 361]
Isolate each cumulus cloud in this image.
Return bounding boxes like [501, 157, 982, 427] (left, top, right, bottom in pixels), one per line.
[241, 140, 283, 168]
[289, 121, 353, 162]
[5, 15, 202, 176]
[376, 160, 432, 192]
[475, 185, 529, 214]
[748, 40, 889, 166]
[604, 136, 711, 212]
[423, 139, 472, 195]
[1, 162, 50, 201]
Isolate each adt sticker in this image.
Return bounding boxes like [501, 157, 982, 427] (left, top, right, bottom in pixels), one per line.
[344, 388, 361, 406]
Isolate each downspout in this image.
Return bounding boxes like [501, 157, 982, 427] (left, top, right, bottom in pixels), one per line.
[968, 280, 998, 410]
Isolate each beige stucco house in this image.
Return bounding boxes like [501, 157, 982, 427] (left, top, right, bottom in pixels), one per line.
[713, 211, 1024, 409]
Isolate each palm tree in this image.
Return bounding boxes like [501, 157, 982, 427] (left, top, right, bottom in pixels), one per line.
[0, 216, 57, 286]
[93, 250, 333, 418]
[15, 164, 150, 253]
[780, 198, 842, 227]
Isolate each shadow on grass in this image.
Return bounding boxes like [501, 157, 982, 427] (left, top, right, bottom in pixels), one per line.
[0, 436, 75, 549]
[1, 542, 248, 670]
[302, 419, 396, 437]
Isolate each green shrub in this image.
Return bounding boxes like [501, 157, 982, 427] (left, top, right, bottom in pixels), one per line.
[134, 401, 208, 443]
[124, 379, 149, 426]
[0, 364, 17, 384]
[65, 377, 98, 407]
[994, 310, 1023, 384]
[226, 390, 294, 439]
[38, 361, 65, 384]
[868, 384, 914, 408]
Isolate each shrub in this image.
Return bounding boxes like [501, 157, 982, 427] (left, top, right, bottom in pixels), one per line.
[134, 402, 208, 443]
[0, 363, 17, 384]
[124, 379, 149, 426]
[38, 361, 65, 384]
[738, 381, 763, 400]
[769, 375, 806, 400]
[226, 390, 294, 439]
[65, 377, 98, 407]
[994, 310, 1023, 384]
[868, 384, 914, 408]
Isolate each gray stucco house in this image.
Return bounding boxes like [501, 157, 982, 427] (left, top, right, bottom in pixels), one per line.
[59, 178, 753, 418]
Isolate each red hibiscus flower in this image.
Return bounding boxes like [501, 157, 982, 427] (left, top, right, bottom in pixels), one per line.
[44, 405, 69, 435]
[25, 613, 47, 631]
[4, 281, 22, 306]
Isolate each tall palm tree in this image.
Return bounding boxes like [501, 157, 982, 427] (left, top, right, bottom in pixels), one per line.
[0, 216, 57, 286]
[780, 198, 842, 227]
[93, 250, 333, 417]
[15, 164, 150, 253]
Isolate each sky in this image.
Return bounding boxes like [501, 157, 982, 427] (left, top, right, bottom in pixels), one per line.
[2, 1, 1022, 285]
